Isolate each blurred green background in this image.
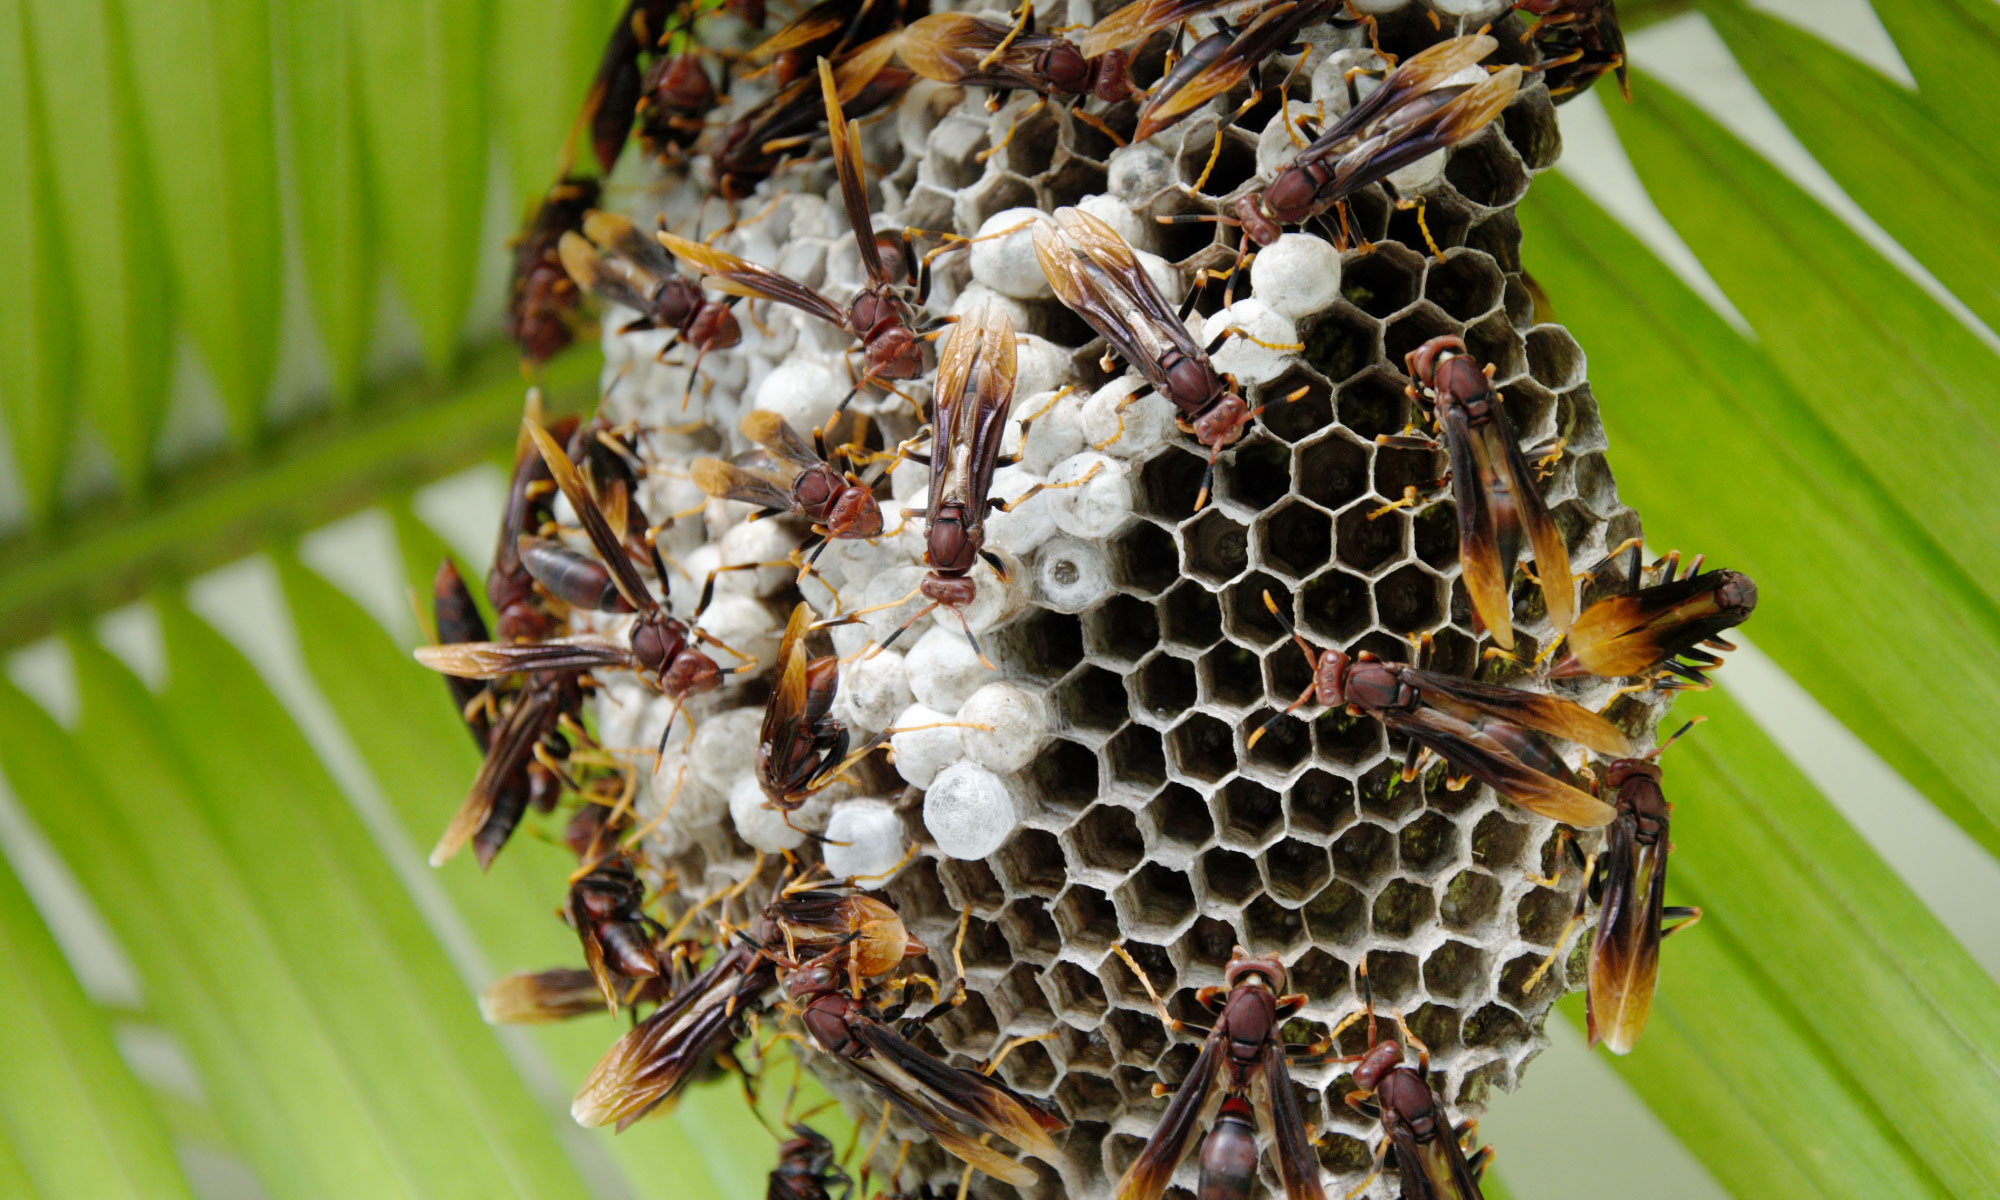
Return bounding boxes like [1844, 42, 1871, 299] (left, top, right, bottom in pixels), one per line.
[3, 0, 1999, 1197]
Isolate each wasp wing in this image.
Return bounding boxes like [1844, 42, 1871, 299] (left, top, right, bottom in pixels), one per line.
[849, 1016, 1063, 1160]
[414, 637, 631, 679]
[657, 232, 851, 329]
[1321, 67, 1521, 200]
[574, 956, 774, 1131]
[1115, 1029, 1225, 1200]
[1402, 666, 1636, 758]
[431, 684, 558, 867]
[1587, 818, 1666, 1054]
[1385, 1118, 1486, 1200]
[740, 408, 827, 473]
[1438, 394, 1514, 651]
[819, 58, 890, 287]
[961, 304, 1020, 536]
[1557, 570, 1754, 679]
[1259, 1041, 1329, 1200]
[1134, 0, 1333, 141]
[1079, 0, 1235, 60]
[527, 419, 658, 613]
[1035, 207, 1209, 403]
[896, 14, 1058, 92]
[691, 457, 798, 514]
[759, 603, 815, 801]
[1380, 705, 1615, 826]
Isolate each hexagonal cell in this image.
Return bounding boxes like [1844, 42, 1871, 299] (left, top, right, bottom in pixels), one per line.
[1166, 712, 1235, 784]
[1173, 914, 1238, 976]
[1255, 500, 1334, 581]
[1335, 367, 1409, 440]
[1295, 431, 1369, 512]
[998, 107, 1064, 176]
[1423, 250, 1504, 322]
[1214, 776, 1282, 848]
[1423, 940, 1487, 1002]
[1067, 803, 1146, 875]
[1003, 607, 1085, 681]
[1084, 592, 1161, 662]
[1411, 500, 1458, 571]
[1287, 768, 1354, 837]
[1388, 194, 1474, 255]
[1504, 274, 1538, 327]
[1259, 837, 1331, 905]
[1382, 304, 1458, 374]
[1357, 758, 1421, 822]
[1329, 822, 1393, 888]
[1221, 434, 1293, 510]
[1047, 959, 1110, 1022]
[1026, 737, 1100, 814]
[1317, 1134, 1377, 1177]
[1134, 446, 1208, 524]
[1471, 810, 1530, 870]
[938, 854, 1007, 914]
[1054, 664, 1130, 733]
[1057, 1071, 1122, 1122]
[1301, 304, 1379, 383]
[1445, 132, 1528, 209]
[1502, 85, 1562, 169]
[1104, 938, 1175, 1010]
[1302, 878, 1366, 944]
[995, 962, 1057, 1027]
[1335, 502, 1403, 574]
[1105, 722, 1168, 789]
[1241, 893, 1306, 955]
[1466, 210, 1523, 274]
[1197, 639, 1264, 710]
[1053, 884, 1121, 954]
[1406, 1002, 1461, 1060]
[1109, 520, 1179, 596]
[1500, 948, 1571, 1009]
[1299, 568, 1371, 644]
[1258, 370, 1333, 443]
[1341, 242, 1423, 317]
[968, 174, 1036, 224]
[1525, 324, 1587, 391]
[1438, 868, 1502, 934]
[934, 989, 1000, 1052]
[1181, 507, 1250, 584]
[1364, 949, 1421, 1005]
[998, 899, 1060, 963]
[1135, 653, 1197, 718]
[1104, 1006, 1171, 1068]
[1245, 706, 1309, 776]
[1371, 877, 1435, 939]
[957, 913, 1016, 974]
[995, 828, 1068, 896]
[1517, 885, 1574, 946]
[1113, 863, 1197, 938]
[1465, 311, 1528, 383]
[1159, 580, 1223, 649]
[1199, 846, 1261, 906]
[1290, 946, 1347, 1001]
[1180, 128, 1259, 201]
[1143, 783, 1214, 852]
[1398, 811, 1458, 875]
[1461, 1002, 1530, 1051]
[1042, 156, 1109, 208]
[1313, 707, 1383, 769]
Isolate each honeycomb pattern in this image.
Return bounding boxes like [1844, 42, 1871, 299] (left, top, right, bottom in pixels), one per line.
[560, 5, 1663, 1198]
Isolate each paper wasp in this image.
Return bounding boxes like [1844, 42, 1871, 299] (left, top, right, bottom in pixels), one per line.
[1546, 542, 1755, 690]
[751, 0, 913, 88]
[570, 856, 670, 1013]
[559, 209, 745, 397]
[691, 410, 885, 567]
[768, 1123, 853, 1200]
[1255, 590, 1635, 827]
[505, 177, 600, 366]
[1131, 0, 1356, 144]
[1375, 334, 1574, 652]
[1518, 0, 1627, 103]
[1109, 945, 1330, 1200]
[710, 36, 912, 202]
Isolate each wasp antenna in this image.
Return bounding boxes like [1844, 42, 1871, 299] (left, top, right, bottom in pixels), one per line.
[1650, 716, 1707, 759]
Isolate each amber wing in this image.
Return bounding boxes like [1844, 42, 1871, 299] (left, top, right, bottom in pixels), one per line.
[1260, 1041, 1330, 1200]
[1033, 208, 1206, 404]
[574, 954, 772, 1130]
[1320, 68, 1522, 200]
[819, 58, 890, 287]
[430, 684, 559, 866]
[414, 636, 633, 679]
[1079, 0, 1233, 60]
[1114, 1031, 1224, 1200]
[1294, 33, 1498, 163]
[1587, 820, 1666, 1053]
[759, 603, 815, 800]
[527, 419, 658, 612]
[691, 457, 798, 515]
[1403, 666, 1636, 758]
[658, 233, 852, 329]
[1386, 1120, 1487, 1200]
[896, 14, 1061, 92]
[1379, 704, 1615, 826]
[1439, 397, 1514, 650]
[1134, 0, 1331, 141]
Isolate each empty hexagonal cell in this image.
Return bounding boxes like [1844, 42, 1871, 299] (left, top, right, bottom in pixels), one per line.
[1198, 847, 1260, 906]
[1445, 133, 1528, 209]
[1437, 868, 1502, 934]
[1314, 707, 1383, 768]
[1106, 722, 1168, 791]
[1472, 810, 1531, 870]
[1178, 129, 1258, 201]
[1301, 305, 1379, 383]
[1517, 885, 1575, 946]
[1258, 371, 1333, 443]
[1303, 879, 1366, 944]
[1465, 311, 1528, 383]
[1173, 914, 1238, 975]
[1287, 768, 1355, 837]
[1109, 520, 1179, 595]
[938, 855, 1007, 914]
[1042, 156, 1109, 207]
[1422, 250, 1504, 322]
[1026, 737, 1100, 814]
[995, 828, 1067, 896]
[1318, 1134, 1376, 1177]
[1135, 653, 1196, 718]
[1135, 432, 1208, 512]
[957, 913, 1017, 974]
[1047, 959, 1110, 1022]
[1465, 210, 1523, 273]
[1066, 803, 1145, 875]
[1461, 1002, 1530, 1051]
[1364, 949, 1421, 1004]
[1388, 195, 1473, 255]
[1084, 592, 1160, 662]
[1056, 1071, 1121, 1123]
[1053, 664, 1130, 733]
[1245, 706, 1309, 776]
[1002, 608, 1085, 681]
[1255, 500, 1334, 581]
[1159, 580, 1223, 649]
[1407, 1002, 1461, 1059]
[1525, 324, 1587, 391]
[1336, 367, 1408, 440]
[1335, 502, 1404, 574]
[1371, 877, 1435, 939]
[1289, 946, 1347, 1002]
[1398, 811, 1458, 875]
[1295, 431, 1369, 511]
[997, 899, 1059, 963]
[1221, 434, 1293, 510]
[1382, 304, 1458, 374]
[1105, 938, 1175, 1011]
[1104, 1006, 1171, 1068]
[935, 989, 1000, 1053]
[997, 1035, 1060, 1093]
[1053, 884, 1121, 954]
[995, 962, 1057, 1027]
[1342, 242, 1423, 317]
[1299, 568, 1371, 644]
[1181, 508, 1250, 584]
[1113, 863, 1197, 939]
[1197, 639, 1264, 710]
[1422, 940, 1487, 1001]
[998, 108, 1063, 176]
[1329, 821, 1393, 888]
[1499, 376, 1557, 445]
[1357, 758, 1422, 822]
[1143, 783, 1214, 851]
[1166, 712, 1235, 783]
[1241, 894, 1307, 955]
[1259, 837, 1331, 905]
[1214, 777, 1282, 848]
[1411, 500, 1458, 571]
[1501, 948, 1572, 1008]
[1502, 86, 1562, 169]
[969, 174, 1036, 224]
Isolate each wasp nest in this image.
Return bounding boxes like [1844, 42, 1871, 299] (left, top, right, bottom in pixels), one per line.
[554, 3, 1658, 1196]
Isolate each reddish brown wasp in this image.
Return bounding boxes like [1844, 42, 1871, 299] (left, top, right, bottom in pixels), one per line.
[486, 394, 575, 643]
[691, 410, 885, 569]
[505, 177, 600, 366]
[636, 48, 720, 163]
[559, 209, 744, 397]
[1518, 0, 1627, 102]
[570, 856, 669, 1013]
[780, 957, 1065, 1185]
[1376, 334, 1573, 652]
[1219, 35, 1520, 249]
[710, 36, 913, 203]
[415, 418, 740, 709]
[669, 56, 928, 392]
[1130, 0, 1356, 144]
[1035, 206, 1286, 506]
[769, 1124, 853, 1200]
[751, 0, 912, 88]
[1527, 721, 1703, 1055]
[1329, 960, 1492, 1200]
[574, 887, 923, 1130]
[1255, 591, 1634, 827]
[1109, 945, 1329, 1200]
[570, 0, 679, 176]
[1546, 543, 1756, 690]
[760, 603, 862, 814]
